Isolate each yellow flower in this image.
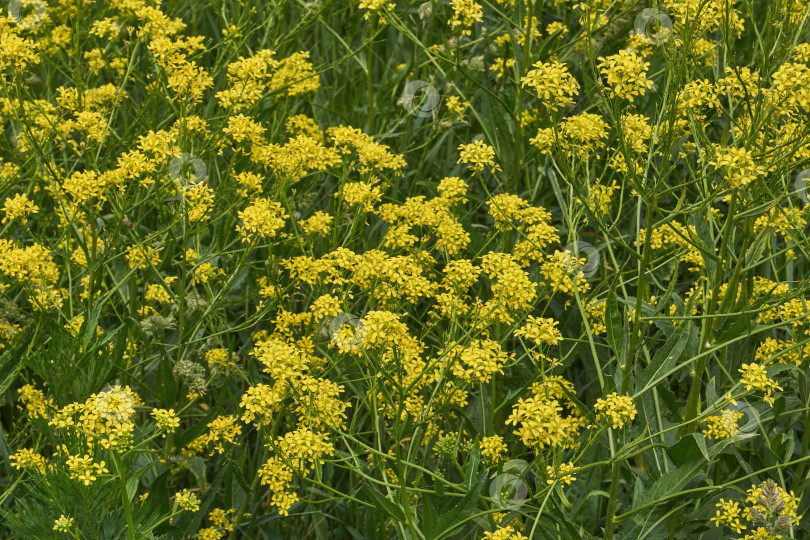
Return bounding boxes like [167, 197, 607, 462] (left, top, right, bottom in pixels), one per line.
[480, 435, 507, 465]
[176, 489, 200, 512]
[702, 408, 743, 439]
[236, 198, 288, 240]
[53, 515, 75, 533]
[66, 454, 108, 485]
[546, 462, 576, 486]
[457, 140, 500, 173]
[151, 408, 180, 436]
[521, 61, 580, 111]
[449, 0, 483, 36]
[63, 170, 108, 204]
[482, 525, 528, 540]
[708, 144, 766, 189]
[739, 363, 782, 406]
[594, 392, 637, 429]
[711, 499, 746, 534]
[337, 181, 382, 213]
[2, 193, 38, 223]
[597, 50, 654, 102]
[514, 316, 563, 346]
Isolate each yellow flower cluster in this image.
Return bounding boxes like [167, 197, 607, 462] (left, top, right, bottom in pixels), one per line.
[546, 461, 576, 486]
[702, 408, 743, 439]
[712, 499, 746, 534]
[2, 193, 38, 223]
[339, 181, 383, 213]
[514, 316, 563, 346]
[739, 363, 783, 406]
[53, 515, 75, 533]
[66, 454, 108, 485]
[709, 144, 766, 189]
[258, 427, 334, 515]
[449, 0, 484, 36]
[151, 408, 180, 437]
[521, 61, 580, 111]
[457, 140, 500, 173]
[506, 379, 585, 450]
[597, 50, 655, 102]
[594, 392, 637, 429]
[176, 489, 201, 512]
[482, 525, 528, 540]
[195, 508, 237, 540]
[712, 479, 800, 537]
[445, 338, 514, 383]
[480, 435, 507, 465]
[236, 198, 288, 241]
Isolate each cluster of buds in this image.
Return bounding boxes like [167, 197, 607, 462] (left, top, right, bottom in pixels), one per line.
[745, 479, 793, 534]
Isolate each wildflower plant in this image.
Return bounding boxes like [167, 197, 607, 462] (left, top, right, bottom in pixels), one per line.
[1, 0, 810, 539]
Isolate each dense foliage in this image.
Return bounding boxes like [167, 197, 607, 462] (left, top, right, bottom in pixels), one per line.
[1, 0, 809, 538]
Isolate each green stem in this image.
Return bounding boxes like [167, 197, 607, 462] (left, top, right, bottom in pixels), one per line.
[680, 190, 738, 436]
[603, 459, 622, 539]
[112, 452, 137, 540]
[624, 194, 657, 395]
[512, 0, 533, 194]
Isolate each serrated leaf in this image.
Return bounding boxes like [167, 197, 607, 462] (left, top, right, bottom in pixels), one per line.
[126, 476, 139, 503]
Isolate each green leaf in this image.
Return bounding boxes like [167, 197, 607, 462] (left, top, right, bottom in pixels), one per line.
[635, 318, 695, 396]
[434, 475, 445, 497]
[667, 434, 707, 467]
[175, 408, 218, 448]
[688, 212, 717, 277]
[181, 456, 208, 492]
[480, 94, 516, 188]
[432, 473, 486, 539]
[157, 357, 177, 406]
[144, 470, 171, 518]
[465, 442, 481, 488]
[422, 494, 437, 536]
[605, 287, 629, 367]
[358, 485, 406, 523]
[636, 454, 706, 508]
[126, 476, 139, 503]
